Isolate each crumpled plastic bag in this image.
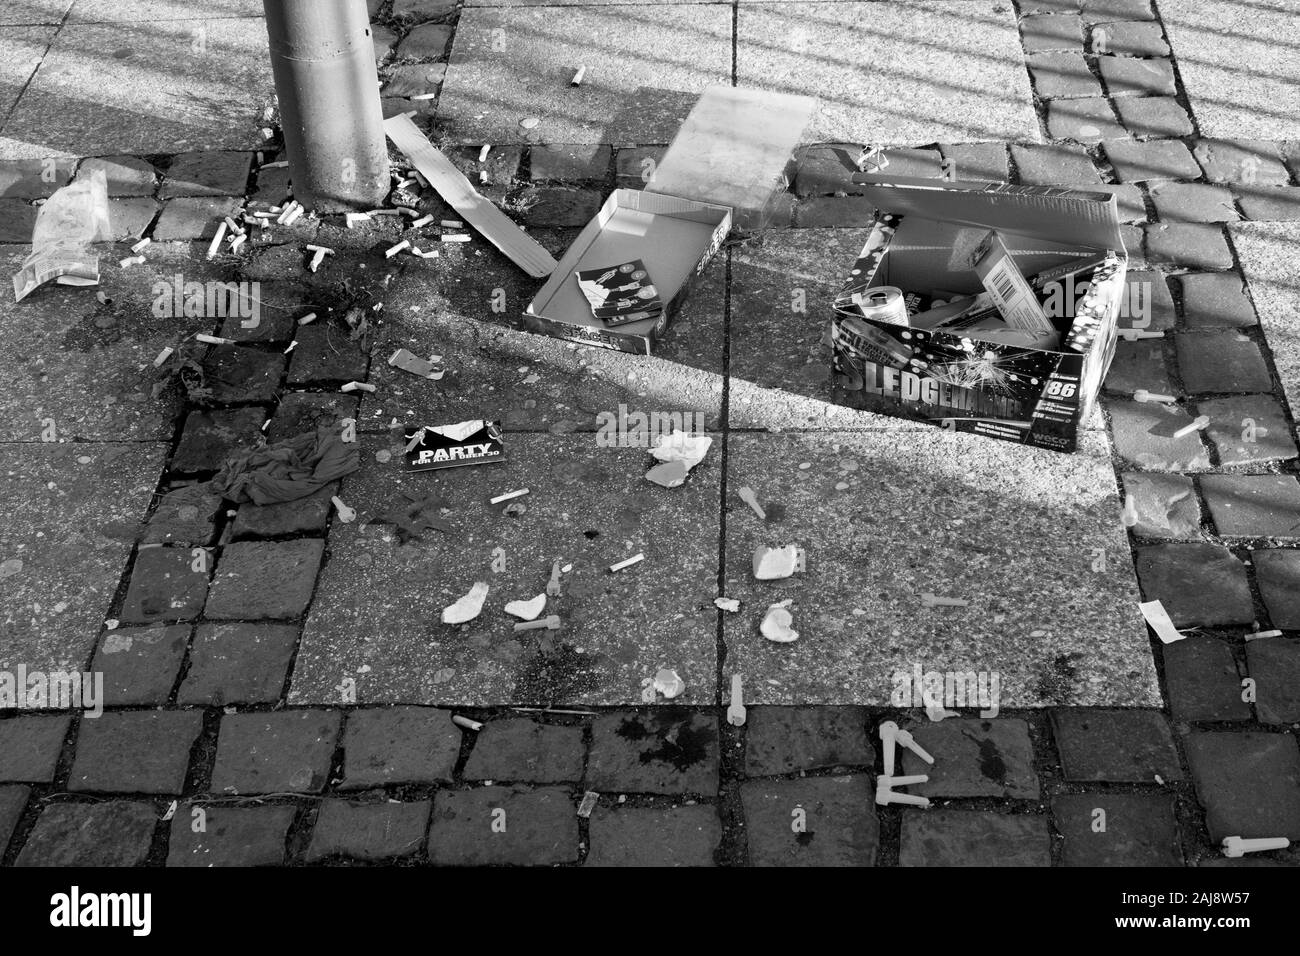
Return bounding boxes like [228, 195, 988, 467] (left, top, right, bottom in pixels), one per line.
[13, 168, 112, 302]
[208, 424, 360, 505]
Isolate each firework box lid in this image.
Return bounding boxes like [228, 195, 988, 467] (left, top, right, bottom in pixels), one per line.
[646, 85, 817, 232]
[828, 176, 1129, 453]
[524, 189, 731, 355]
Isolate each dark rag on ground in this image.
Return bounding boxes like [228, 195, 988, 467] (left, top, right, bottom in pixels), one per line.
[208, 424, 359, 505]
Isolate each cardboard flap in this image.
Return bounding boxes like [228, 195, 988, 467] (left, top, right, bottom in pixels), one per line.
[648, 85, 817, 230]
[850, 175, 1124, 253]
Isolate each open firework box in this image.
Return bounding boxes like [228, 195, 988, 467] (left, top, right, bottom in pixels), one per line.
[525, 86, 816, 354]
[830, 176, 1128, 452]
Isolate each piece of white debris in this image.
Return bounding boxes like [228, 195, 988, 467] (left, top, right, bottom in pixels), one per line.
[609, 553, 644, 573]
[752, 544, 805, 580]
[331, 496, 357, 523]
[727, 674, 746, 726]
[451, 715, 483, 732]
[652, 668, 686, 699]
[442, 581, 489, 625]
[577, 791, 599, 818]
[504, 593, 546, 621]
[714, 597, 741, 613]
[761, 601, 798, 643]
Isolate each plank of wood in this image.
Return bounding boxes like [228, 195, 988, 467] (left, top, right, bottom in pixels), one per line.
[384, 114, 558, 278]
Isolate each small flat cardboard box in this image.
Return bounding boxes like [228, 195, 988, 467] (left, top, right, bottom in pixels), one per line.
[830, 176, 1128, 453]
[524, 189, 730, 354]
[525, 85, 815, 354]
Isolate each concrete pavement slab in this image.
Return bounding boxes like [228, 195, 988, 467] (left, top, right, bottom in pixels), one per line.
[0, 245, 223, 442]
[722, 429, 1158, 706]
[1161, 0, 1300, 140]
[0, 442, 165, 674]
[289, 433, 721, 706]
[436, 6, 732, 145]
[736, 2, 1040, 145]
[69, 0, 263, 20]
[728, 228, 913, 431]
[1231, 222, 1300, 422]
[2, 19, 273, 158]
[0, 2, 72, 26]
[0, 27, 57, 125]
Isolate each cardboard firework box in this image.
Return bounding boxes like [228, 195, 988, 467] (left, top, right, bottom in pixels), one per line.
[829, 176, 1129, 453]
[525, 85, 817, 355]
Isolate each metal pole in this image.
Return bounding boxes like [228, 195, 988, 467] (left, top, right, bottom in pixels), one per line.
[262, 0, 389, 212]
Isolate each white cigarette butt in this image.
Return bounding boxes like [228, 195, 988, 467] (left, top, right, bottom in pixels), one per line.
[441, 234, 470, 243]
[386, 239, 411, 258]
[571, 65, 586, 86]
[195, 333, 234, 346]
[478, 144, 490, 162]
[452, 715, 483, 732]
[297, 312, 318, 326]
[118, 255, 145, 268]
[1173, 415, 1210, 439]
[284, 340, 298, 354]
[411, 214, 435, 228]
[340, 381, 376, 393]
[489, 488, 529, 505]
[152, 347, 174, 367]
[440, 219, 464, 229]
[609, 553, 645, 573]
[130, 238, 151, 254]
[206, 221, 228, 260]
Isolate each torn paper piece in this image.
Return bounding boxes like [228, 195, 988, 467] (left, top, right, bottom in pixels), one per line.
[504, 593, 546, 621]
[645, 459, 689, 488]
[1139, 600, 1185, 644]
[752, 544, 806, 580]
[714, 597, 740, 613]
[652, 668, 686, 700]
[13, 168, 111, 301]
[760, 601, 798, 643]
[442, 581, 489, 625]
[650, 431, 712, 471]
[388, 348, 444, 380]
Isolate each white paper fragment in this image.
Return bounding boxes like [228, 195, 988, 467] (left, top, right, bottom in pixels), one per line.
[752, 544, 806, 580]
[714, 597, 740, 613]
[761, 602, 798, 643]
[651, 431, 712, 471]
[1139, 600, 1185, 645]
[653, 668, 686, 699]
[442, 581, 489, 625]
[504, 593, 546, 621]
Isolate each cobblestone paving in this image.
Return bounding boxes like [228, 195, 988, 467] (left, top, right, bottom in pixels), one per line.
[1, 0, 1299, 865]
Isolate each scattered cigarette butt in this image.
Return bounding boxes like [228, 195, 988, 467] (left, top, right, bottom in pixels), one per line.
[206, 221, 228, 259]
[308, 248, 327, 272]
[367, 209, 402, 217]
[415, 248, 439, 259]
[395, 206, 419, 218]
[283, 340, 298, 354]
[223, 216, 245, 236]
[306, 244, 333, 253]
[261, 160, 289, 169]
[195, 333, 234, 346]
[340, 381, 376, 393]
[1222, 835, 1290, 858]
[261, 419, 271, 432]
[546, 560, 563, 597]
[228, 234, 246, 253]
[386, 239, 411, 258]
[727, 674, 746, 726]
[1133, 389, 1176, 403]
[152, 347, 174, 367]
[441, 234, 470, 243]
[118, 255, 145, 268]
[297, 312, 318, 326]
[1119, 329, 1164, 341]
[513, 614, 561, 632]
[577, 791, 599, 818]
[1245, 629, 1283, 641]
[452, 715, 483, 732]
[478, 144, 490, 162]
[920, 593, 968, 608]
[1173, 415, 1210, 439]
[345, 212, 371, 228]
[410, 92, 438, 101]
[395, 177, 416, 189]
[331, 496, 357, 523]
[875, 786, 930, 808]
[609, 553, 644, 573]
[130, 238, 151, 254]
[479, 171, 490, 185]
[738, 486, 766, 520]
[489, 488, 529, 505]
[440, 219, 464, 229]
[411, 214, 435, 228]
[412, 171, 428, 188]
[571, 65, 586, 86]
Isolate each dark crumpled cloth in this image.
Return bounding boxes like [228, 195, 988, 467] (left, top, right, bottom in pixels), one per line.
[208, 424, 359, 505]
